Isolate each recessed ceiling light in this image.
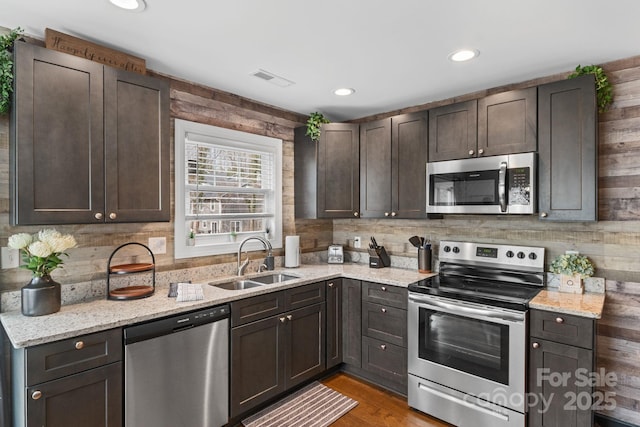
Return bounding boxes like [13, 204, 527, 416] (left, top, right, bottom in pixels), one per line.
[449, 49, 479, 62]
[334, 88, 355, 96]
[109, 0, 146, 12]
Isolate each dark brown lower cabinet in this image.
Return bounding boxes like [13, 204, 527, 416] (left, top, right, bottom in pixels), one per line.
[26, 363, 122, 427]
[342, 278, 362, 367]
[361, 336, 407, 389]
[326, 279, 343, 369]
[230, 302, 325, 418]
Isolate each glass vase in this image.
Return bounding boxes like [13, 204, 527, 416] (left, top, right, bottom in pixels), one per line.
[21, 274, 61, 316]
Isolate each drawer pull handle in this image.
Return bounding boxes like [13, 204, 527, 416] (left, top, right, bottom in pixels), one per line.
[328, 282, 334, 288]
[381, 308, 387, 313]
[380, 344, 387, 350]
[286, 315, 293, 321]
[381, 286, 387, 292]
[75, 341, 84, 350]
[279, 317, 286, 323]
[555, 317, 564, 324]
[94, 212, 103, 220]
[532, 342, 540, 349]
[31, 390, 42, 400]
[384, 212, 390, 217]
[109, 212, 117, 220]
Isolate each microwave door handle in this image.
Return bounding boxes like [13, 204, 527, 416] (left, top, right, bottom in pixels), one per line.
[498, 161, 507, 212]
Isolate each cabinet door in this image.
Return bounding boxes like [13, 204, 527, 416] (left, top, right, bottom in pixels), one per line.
[360, 118, 392, 218]
[11, 41, 105, 225]
[342, 278, 362, 367]
[284, 303, 326, 389]
[538, 74, 598, 221]
[478, 87, 537, 156]
[317, 123, 360, 218]
[428, 100, 477, 161]
[26, 362, 122, 427]
[104, 68, 170, 222]
[326, 279, 343, 369]
[528, 338, 594, 427]
[362, 302, 407, 347]
[392, 112, 428, 218]
[361, 336, 407, 392]
[230, 316, 286, 417]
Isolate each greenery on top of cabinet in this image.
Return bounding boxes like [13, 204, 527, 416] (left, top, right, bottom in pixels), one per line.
[0, 27, 23, 115]
[568, 64, 612, 113]
[305, 112, 330, 142]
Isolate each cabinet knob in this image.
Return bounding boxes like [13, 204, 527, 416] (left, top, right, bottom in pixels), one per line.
[31, 390, 42, 400]
[532, 342, 540, 349]
[384, 212, 390, 217]
[540, 212, 548, 218]
[391, 212, 397, 217]
[286, 315, 293, 321]
[353, 211, 359, 217]
[381, 286, 387, 292]
[380, 344, 387, 350]
[109, 212, 117, 220]
[478, 148, 484, 155]
[381, 308, 387, 313]
[468, 150, 475, 156]
[555, 317, 564, 324]
[279, 317, 286, 323]
[94, 212, 103, 220]
[74, 341, 84, 350]
[328, 282, 334, 288]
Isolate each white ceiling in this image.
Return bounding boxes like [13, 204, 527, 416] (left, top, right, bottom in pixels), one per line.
[3, 0, 640, 121]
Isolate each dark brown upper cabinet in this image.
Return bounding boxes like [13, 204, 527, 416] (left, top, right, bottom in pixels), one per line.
[360, 112, 428, 218]
[11, 41, 169, 225]
[537, 74, 598, 221]
[294, 123, 360, 219]
[428, 100, 477, 161]
[478, 87, 537, 156]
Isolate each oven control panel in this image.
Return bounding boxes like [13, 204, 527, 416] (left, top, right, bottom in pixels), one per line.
[439, 240, 545, 270]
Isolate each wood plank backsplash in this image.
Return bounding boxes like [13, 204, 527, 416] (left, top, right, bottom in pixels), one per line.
[1, 40, 640, 425]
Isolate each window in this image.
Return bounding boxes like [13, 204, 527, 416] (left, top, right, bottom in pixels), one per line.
[174, 119, 282, 258]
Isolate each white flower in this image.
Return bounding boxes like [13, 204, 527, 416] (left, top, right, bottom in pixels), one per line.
[28, 241, 54, 258]
[8, 233, 32, 250]
[49, 235, 77, 253]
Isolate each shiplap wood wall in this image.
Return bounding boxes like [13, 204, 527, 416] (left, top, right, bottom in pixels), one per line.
[0, 38, 639, 425]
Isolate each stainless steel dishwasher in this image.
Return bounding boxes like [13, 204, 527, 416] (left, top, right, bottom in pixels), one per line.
[124, 304, 229, 427]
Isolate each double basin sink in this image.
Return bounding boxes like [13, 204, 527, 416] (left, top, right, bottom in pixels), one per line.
[211, 273, 300, 291]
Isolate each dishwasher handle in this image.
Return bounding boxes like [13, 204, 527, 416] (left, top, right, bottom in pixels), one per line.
[124, 304, 230, 345]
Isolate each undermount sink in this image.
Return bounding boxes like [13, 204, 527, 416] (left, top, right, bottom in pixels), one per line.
[210, 279, 265, 291]
[249, 273, 300, 284]
[210, 273, 300, 291]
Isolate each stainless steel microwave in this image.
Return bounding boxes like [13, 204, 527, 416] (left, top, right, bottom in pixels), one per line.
[426, 152, 536, 214]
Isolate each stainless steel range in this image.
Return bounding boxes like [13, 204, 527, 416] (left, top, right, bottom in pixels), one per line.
[408, 241, 545, 427]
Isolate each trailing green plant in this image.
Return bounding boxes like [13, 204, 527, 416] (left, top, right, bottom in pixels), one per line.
[568, 64, 613, 113]
[305, 112, 330, 142]
[0, 27, 23, 115]
[550, 253, 595, 279]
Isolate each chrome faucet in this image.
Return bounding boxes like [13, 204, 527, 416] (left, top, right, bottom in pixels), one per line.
[237, 236, 273, 276]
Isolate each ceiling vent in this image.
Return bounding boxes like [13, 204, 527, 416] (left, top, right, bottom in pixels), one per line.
[251, 69, 295, 87]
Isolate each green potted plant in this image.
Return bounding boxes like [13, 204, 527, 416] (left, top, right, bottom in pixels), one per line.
[187, 228, 196, 246]
[305, 112, 330, 142]
[0, 27, 24, 115]
[568, 64, 613, 113]
[550, 253, 595, 294]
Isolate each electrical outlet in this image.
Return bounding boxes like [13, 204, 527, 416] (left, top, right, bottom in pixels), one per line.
[1, 247, 20, 269]
[354, 236, 361, 248]
[148, 237, 167, 254]
[565, 250, 579, 255]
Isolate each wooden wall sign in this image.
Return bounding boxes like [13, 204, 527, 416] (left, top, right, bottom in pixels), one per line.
[44, 28, 146, 74]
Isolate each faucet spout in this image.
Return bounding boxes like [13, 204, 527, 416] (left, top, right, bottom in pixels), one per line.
[237, 236, 273, 276]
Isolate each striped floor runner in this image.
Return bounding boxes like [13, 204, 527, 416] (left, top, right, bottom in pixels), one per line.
[242, 381, 358, 427]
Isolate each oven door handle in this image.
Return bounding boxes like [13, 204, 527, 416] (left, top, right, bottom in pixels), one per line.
[498, 161, 507, 212]
[409, 294, 525, 323]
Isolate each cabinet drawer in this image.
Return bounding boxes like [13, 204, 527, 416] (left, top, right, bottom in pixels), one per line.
[362, 281, 407, 309]
[285, 281, 325, 311]
[362, 336, 407, 387]
[26, 328, 122, 386]
[530, 310, 594, 349]
[231, 291, 286, 327]
[362, 302, 407, 347]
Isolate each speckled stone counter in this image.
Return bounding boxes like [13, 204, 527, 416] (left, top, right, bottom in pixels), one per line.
[529, 289, 605, 319]
[0, 264, 435, 349]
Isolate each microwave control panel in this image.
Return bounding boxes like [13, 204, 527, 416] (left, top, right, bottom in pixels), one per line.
[507, 167, 530, 206]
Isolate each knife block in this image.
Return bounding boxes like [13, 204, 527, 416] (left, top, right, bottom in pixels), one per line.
[368, 246, 391, 268]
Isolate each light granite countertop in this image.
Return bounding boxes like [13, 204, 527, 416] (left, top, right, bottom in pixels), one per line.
[1, 264, 435, 349]
[529, 289, 605, 319]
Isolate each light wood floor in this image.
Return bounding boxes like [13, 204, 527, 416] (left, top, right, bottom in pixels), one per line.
[321, 373, 453, 427]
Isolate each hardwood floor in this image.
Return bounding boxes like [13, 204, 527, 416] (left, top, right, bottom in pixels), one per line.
[321, 373, 453, 427]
